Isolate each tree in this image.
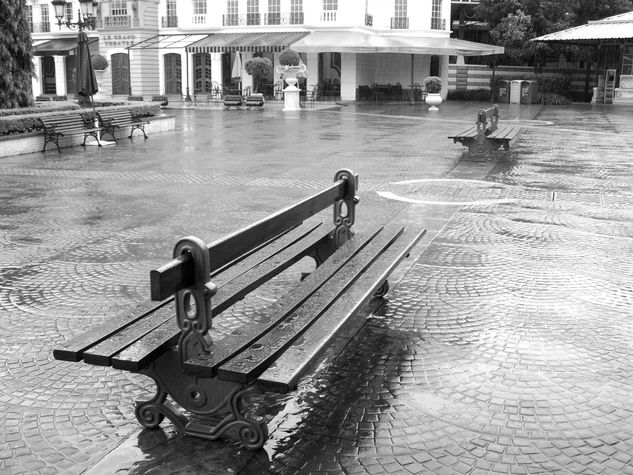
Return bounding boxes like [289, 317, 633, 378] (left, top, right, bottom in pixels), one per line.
[475, 0, 633, 67]
[244, 57, 273, 94]
[0, 0, 34, 108]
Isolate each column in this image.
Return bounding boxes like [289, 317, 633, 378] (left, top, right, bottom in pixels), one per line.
[440, 55, 449, 100]
[32, 57, 42, 98]
[54, 56, 67, 96]
[306, 53, 319, 88]
[340, 53, 357, 101]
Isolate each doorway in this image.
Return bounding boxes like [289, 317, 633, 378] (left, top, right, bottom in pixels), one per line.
[42, 56, 56, 94]
[111, 53, 130, 95]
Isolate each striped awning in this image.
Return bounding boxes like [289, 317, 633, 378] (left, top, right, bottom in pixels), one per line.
[187, 31, 310, 53]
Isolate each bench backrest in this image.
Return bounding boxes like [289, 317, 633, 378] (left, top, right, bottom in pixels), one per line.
[476, 104, 499, 133]
[39, 114, 91, 133]
[150, 169, 358, 301]
[97, 109, 134, 125]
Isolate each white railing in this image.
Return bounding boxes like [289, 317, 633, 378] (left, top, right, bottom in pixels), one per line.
[321, 11, 337, 22]
[192, 14, 206, 25]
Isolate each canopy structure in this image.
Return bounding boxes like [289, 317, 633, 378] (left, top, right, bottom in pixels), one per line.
[533, 11, 633, 44]
[34, 37, 98, 56]
[187, 31, 310, 53]
[128, 34, 208, 50]
[290, 30, 503, 56]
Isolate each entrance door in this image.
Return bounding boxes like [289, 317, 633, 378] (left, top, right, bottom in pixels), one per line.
[111, 53, 130, 95]
[164, 53, 182, 94]
[66, 55, 77, 95]
[42, 56, 56, 94]
[193, 53, 212, 93]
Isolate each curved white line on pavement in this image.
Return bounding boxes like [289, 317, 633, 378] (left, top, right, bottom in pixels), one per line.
[376, 190, 513, 206]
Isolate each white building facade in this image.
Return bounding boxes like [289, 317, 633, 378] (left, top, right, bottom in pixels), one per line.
[28, 0, 500, 102]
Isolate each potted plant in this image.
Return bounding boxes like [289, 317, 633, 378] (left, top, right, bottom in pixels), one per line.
[276, 48, 306, 88]
[275, 48, 307, 111]
[244, 57, 273, 95]
[424, 76, 442, 111]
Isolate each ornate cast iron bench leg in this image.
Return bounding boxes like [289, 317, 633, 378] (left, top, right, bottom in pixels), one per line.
[135, 350, 268, 449]
[134, 236, 267, 449]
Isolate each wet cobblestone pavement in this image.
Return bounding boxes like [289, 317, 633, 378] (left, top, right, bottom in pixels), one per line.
[1, 101, 633, 474]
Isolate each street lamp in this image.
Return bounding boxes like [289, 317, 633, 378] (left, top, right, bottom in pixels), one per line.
[52, 0, 99, 31]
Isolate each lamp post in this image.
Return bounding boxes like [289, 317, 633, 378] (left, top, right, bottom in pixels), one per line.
[52, 1, 100, 107]
[52, 0, 99, 31]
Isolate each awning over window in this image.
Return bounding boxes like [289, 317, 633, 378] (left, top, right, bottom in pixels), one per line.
[33, 37, 98, 56]
[187, 31, 310, 53]
[289, 30, 503, 56]
[128, 34, 209, 50]
[533, 11, 633, 44]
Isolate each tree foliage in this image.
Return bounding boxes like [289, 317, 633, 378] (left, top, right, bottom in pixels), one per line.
[0, 0, 34, 108]
[244, 57, 273, 94]
[476, 0, 633, 65]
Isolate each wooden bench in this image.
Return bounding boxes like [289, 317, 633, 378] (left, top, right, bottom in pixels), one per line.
[39, 113, 102, 152]
[97, 109, 149, 141]
[53, 169, 425, 449]
[448, 105, 520, 161]
[223, 95, 243, 109]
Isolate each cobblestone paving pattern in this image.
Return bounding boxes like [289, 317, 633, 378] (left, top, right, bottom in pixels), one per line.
[1, 102, 632, 474]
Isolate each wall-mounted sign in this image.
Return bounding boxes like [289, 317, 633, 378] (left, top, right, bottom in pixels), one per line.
[102, 34, 136, 48]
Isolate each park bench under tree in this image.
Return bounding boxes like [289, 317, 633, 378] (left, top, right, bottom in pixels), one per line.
[53, 169, 426, 449]
[97, 109, 149, 141]
[448, 104, 520, 161]
[39, 113, 103, 152]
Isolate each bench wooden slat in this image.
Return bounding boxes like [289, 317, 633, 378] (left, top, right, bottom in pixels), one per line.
[448, 126, 478, 140]
[111, 223, 333, 370]
[183, 226, 384, 375]
[82, 305, 175, 365]
[53, 221, 323, 363]
[216, 224, 406, 385]
[257, 226, 426, 393]
[150, 179, 349, 301]
[52, 299, 172, 362]
[488, 126, 519, 140]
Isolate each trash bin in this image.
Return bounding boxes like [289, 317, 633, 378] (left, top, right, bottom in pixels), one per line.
[520, 80, 538, 104]
[497, 80, 510, 103]
[510, 80, 522, 104]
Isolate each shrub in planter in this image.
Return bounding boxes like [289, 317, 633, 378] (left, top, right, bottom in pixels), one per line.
[245, 57, 273, 94]
[279, 48, 301, 66]
[127, 95, 144, 101]
[91, 54, 109, 71]
[423, 76, 442, 94]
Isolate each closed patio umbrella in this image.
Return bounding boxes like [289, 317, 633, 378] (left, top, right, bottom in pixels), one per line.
[231, 52, 242, 92]
[76, 31, 98, 102]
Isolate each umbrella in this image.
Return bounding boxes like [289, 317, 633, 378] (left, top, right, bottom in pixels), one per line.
[231, 52, 242, 79]
[231, 52, 242, 92]
[76, 31, 98, 100]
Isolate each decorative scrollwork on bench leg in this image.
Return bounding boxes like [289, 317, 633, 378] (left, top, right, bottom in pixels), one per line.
[186, 385, 269, 450]
[137, 351, 268, 449]
[135, 370, 187, 430]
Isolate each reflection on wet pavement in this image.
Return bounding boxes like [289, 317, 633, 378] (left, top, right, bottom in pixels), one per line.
[1, 102, 633, 474]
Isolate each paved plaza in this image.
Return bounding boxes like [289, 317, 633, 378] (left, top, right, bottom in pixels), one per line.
[1, 100, 632, 474]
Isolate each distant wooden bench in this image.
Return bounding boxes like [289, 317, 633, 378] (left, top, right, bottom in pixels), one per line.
[448, 105, 520, 161]
[39, 113, 102, 153]
[53, 168, 425, 449]
[223, 95, 243, 109]
[97, 109, 149, 141]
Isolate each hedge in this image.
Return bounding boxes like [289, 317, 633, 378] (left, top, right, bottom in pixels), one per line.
[0, 103, 161, 136]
